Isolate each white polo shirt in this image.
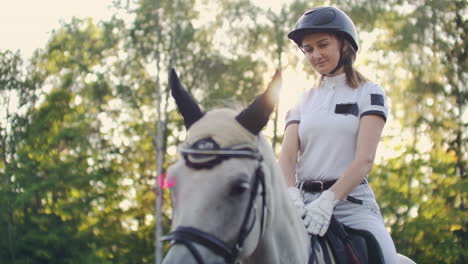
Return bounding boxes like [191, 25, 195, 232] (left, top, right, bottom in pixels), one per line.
[285, 73, 388, 182]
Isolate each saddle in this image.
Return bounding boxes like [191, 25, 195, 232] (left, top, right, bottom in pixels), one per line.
[309, 217, 385, 264]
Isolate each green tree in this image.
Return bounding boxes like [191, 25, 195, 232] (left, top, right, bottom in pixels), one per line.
[0, 50, 40, 263]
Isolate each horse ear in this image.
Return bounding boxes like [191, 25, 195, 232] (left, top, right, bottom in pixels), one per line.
[170, 68, 204, 129]
[236, 70, 281, 135]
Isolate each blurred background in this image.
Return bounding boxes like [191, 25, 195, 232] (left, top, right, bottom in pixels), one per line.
[0, 0, 466, 263]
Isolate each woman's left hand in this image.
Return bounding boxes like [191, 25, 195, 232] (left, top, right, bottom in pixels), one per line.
[303, 190, 338, 236]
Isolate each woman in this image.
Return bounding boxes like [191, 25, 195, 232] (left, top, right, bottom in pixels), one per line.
[279, 6, 398, 263]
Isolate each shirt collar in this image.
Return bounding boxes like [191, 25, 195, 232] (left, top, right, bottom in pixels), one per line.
[322, 73, 346, 89]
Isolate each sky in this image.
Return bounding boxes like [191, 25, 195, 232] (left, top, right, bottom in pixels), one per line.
[0, 0, 115, 59]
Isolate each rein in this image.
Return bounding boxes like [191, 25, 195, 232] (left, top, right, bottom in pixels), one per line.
[162, 145, 267, 264]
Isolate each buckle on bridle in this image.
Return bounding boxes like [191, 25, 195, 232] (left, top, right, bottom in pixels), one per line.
[311, 180, 324, 191]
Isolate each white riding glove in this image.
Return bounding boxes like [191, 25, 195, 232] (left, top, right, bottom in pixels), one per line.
[303, 190, 338, 236]
[287, 186, 307, 220]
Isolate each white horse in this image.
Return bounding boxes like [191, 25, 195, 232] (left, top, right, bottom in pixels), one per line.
[161, 69, 415, 264]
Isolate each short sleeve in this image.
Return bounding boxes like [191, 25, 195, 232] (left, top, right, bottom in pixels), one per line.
[359, 83, 389, 122]
[285, 103, 301, 129]
[285, 89, 312, 129]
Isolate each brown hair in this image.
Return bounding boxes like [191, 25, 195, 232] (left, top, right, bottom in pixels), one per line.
[319, 32, 367, 88]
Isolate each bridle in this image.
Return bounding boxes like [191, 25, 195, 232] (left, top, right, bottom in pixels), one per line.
[162, 143, 268, 264]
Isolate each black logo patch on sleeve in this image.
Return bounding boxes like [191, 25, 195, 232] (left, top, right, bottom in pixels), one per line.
[335, 103, 359, 117]
[371, 94, 385, 106]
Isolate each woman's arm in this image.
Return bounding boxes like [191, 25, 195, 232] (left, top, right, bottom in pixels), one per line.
[279, 124, 300, 187]
[330, 115, 386, 200]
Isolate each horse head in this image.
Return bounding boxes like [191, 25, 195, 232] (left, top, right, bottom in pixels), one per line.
[162, 69, 310, 264]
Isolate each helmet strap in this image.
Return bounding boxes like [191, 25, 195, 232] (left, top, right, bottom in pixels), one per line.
[323, 36, 345, 76]
[325, 54, 344, 76]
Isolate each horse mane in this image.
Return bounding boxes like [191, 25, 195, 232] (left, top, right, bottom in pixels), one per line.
[249, 134, 311, 263]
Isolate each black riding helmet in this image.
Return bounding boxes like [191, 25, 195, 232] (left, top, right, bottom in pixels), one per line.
[288, 6, 359, 51]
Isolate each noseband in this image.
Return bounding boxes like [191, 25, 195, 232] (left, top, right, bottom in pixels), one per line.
[162, 143, 267, 264]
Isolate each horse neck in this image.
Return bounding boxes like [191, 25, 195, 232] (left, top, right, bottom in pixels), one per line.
[247, 146, 311, 263]
[252, 197, 310, 264]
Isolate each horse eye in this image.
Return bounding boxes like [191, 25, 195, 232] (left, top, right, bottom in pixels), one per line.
[230, 180, 250, 196]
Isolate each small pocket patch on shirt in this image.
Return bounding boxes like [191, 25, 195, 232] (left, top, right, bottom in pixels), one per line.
[335, 103, 359, 117]
[371, 94, 385, 106]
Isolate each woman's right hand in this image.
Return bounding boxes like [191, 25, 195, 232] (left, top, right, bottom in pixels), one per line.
[287, 186, 307, 220]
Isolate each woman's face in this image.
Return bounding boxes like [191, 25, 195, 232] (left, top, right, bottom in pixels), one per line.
[301, 33, 343, 76]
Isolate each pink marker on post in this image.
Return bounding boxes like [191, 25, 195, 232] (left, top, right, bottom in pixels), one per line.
[158, 172, 175, 189]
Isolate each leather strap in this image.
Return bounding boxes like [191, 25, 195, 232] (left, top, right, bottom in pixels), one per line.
[298, 179, 367, 193]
